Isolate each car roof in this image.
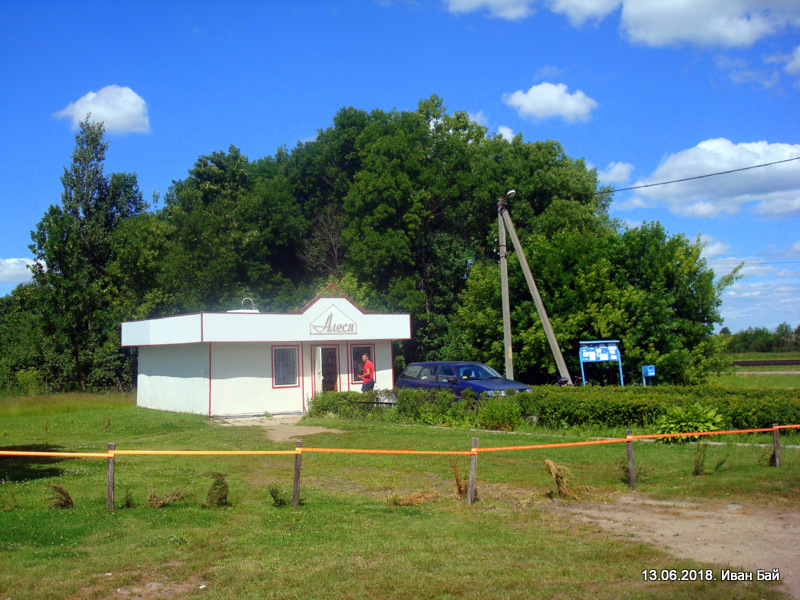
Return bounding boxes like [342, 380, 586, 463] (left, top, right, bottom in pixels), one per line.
[405, 361, 486, 367]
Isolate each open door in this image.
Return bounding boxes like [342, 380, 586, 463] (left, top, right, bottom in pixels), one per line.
[312, 346, 338, 395]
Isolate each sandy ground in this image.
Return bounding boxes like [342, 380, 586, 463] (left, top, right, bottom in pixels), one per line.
[567, 494, 800, 598]
[217, 413, 343, 442]
[220, 415, 800, 598]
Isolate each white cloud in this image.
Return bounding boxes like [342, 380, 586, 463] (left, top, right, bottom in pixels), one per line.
[620, 0, 800, 48]
[469, 110, 489, 126]
[784, 45, 800, 76]
[546, 0, 621, 27]
[715, 54, 781, 88]
[445, 0, 535, 19]
[497, 125, 515, 141]
[630, 139, 800, 218]
[503, 82, 598, 122]
[446, 1, 800, 49]
[534, 65, 565, 80]
[0, 259, 35, 285]
[597, 161, 634, 184]
[699, 234, 730, 259]
[54, 85, 150, 133]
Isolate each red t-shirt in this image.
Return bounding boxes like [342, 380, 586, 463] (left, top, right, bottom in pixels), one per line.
[362, 360, 375, 382]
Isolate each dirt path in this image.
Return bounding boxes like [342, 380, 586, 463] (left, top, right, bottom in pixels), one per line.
[567, 494, 800, 598]
[218, 414, 344, 442]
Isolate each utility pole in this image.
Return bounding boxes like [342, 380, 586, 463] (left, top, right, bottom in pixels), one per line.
[498, 191, 572, 384]
[498, 192, 514, 380]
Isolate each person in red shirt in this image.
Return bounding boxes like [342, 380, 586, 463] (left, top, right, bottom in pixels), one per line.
[358, 353, 375, 392]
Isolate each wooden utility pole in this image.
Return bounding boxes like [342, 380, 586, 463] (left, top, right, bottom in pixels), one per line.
[498, 198, 514, 380]
[498, 193, 572, 383]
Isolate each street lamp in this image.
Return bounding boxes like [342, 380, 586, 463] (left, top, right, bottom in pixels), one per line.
[497, 189, 573, 384]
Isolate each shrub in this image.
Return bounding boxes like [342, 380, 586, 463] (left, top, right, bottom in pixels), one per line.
[477, 396, 523, 431]
[518, 386, 799, 431]
[46, 484, 73, 509]
[655, 402, 725, 443]
[204, 472, 230, 507]
[307, 391, 362, 418]
[15, 368, 43, 396]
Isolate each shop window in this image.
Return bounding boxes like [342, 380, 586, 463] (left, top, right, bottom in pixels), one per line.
[273, 347, 298, 387]
[351, 345, 374, 383]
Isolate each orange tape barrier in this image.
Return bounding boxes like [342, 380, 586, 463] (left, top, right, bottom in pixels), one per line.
[302, 448, 473, 455]
[0, 424, 797, 459]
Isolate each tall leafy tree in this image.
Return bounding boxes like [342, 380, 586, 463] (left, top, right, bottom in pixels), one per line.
[29, 118, 145, 391]
[161, 146, 309, 311]
[443, 202, 735, 384]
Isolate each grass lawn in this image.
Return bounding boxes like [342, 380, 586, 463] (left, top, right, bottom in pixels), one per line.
[708, 373, 800, 389]
[1, 394, 798, 599]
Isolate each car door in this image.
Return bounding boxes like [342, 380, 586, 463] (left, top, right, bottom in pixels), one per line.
[415, 364, 440, 392]
[436, 364, 461, 394]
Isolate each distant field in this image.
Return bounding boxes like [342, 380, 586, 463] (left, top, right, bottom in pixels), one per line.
[709, 373, 800, 389]
[724, 352, 800, 370]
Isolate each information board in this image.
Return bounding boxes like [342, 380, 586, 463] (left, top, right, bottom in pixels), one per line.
[579, 340, 624, 386]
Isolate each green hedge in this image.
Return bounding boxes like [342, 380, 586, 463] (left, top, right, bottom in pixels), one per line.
[517, 386, 800, 430]
[307, 386, 800, 432]
[307, 388, 523, 431]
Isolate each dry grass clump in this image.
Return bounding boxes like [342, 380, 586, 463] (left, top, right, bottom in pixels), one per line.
[147, 485, 189, 508]
[390, 492, 437, 506]
[47, 484, 74, 509]
[449, 458, 478, 501]
[544, 459, 580, 500]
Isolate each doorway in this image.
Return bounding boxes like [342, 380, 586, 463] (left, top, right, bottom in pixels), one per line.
[313, 346, 339, 394]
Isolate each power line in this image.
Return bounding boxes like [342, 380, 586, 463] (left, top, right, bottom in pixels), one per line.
[600, 156, 800, 195]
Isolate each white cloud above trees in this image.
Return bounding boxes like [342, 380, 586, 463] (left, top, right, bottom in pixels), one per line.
[54, 85, 150, 133]
[628, 139, 800, 218]
[596, 161, 634, 184]
[0, 259, 34, 285]
[503, 82, 598, 122]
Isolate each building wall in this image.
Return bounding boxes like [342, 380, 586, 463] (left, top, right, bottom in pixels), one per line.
[136, 339, 396, 417]
[137, 344, 209, 415]
[210, 343, 303, 415]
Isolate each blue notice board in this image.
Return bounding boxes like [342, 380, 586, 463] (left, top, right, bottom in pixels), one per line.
[579, 340, 624, 386]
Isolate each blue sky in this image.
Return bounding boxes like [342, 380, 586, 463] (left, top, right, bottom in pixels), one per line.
[1, 0, 798, 333]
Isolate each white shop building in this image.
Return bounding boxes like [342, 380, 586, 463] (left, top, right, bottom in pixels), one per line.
[120, 287, 411, 416]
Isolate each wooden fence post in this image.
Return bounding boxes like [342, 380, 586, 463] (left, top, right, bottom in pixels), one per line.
[626, 430, 636, 490]
[292, 441, 303, 508]
[772, 424, 782, 468]
[107, 443, 115, 511]
[467, 437, 479, 505]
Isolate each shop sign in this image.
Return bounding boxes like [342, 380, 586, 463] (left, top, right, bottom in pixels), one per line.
[310, 307, 357, 335]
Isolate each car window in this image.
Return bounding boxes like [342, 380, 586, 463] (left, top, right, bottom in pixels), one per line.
[459, 366, 477, 380]
[471, 364, 502, 379]
[418, 366, 437, 381]
[437, 365, 456, 382]
[400, 365, 423, 380]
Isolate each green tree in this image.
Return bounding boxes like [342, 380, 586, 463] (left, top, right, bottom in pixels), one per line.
[444, 206, 733, 384]
[161, 146, 309, 311]
[0, 284, 46, 391]
[29, 118, 146, 391]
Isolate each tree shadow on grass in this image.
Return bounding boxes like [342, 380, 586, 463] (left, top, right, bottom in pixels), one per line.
[0, 445, 73, 482]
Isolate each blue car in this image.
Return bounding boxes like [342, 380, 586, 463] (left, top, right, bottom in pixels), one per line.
[395, 361, 531, 396]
